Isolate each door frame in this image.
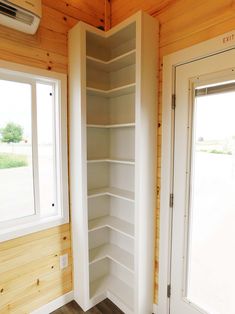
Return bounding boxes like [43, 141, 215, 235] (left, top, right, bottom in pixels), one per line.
[158, 29, 235, 314]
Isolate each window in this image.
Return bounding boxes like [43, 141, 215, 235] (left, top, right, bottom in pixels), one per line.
[0, 62, 68, 242]
[187, 81, 235, 314]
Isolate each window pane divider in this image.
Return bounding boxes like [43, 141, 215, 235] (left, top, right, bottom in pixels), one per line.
[31, 82, 40, 216]
[52, 82, 59, 214]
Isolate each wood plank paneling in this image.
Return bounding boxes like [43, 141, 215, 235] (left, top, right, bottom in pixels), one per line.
[111, 0, 235, 304]
[42, 0, 105, 27]
[0, 2, 105, 313]
[0, 0, 105, 73]
[111, 0, 174, 26]
[105, 0, 111, 31]
[111, 0, 235, 54]
[0, 224, 72, 313]
[2, 0, 235, 310]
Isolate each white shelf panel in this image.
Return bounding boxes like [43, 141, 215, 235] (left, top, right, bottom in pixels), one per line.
[86, 50, 136, 72]
[86, 83, 136, 98]
[87, 123, 135, 128]
[87, 158, 135, 165]
[88, 187, 135, 202]
[88, 216, 134, 238]
[89, 244, 134, 272]
[90, 275, 134, 311]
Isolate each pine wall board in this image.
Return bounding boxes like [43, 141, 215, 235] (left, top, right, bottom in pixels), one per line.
[0, 0, 105, 73]
[111, 0, 235, 304]
[0, 1, 105, 313]
[1, 0, 235, 311]
[0, 224, 72, 313]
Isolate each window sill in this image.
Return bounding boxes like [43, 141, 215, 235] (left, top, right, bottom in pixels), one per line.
[0, 214, 69, 243]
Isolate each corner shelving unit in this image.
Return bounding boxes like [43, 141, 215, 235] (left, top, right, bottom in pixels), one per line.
[69, 11, 158, 314]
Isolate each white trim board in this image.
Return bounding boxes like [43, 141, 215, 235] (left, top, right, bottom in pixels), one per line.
[153, 303, 158, 314]
[30, 291, 157, 314]
[30, 291, 74, 314]
[158, 29, 235, 314]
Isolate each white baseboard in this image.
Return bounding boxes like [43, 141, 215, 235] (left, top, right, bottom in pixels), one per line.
[31, 291, 74, 314]
[153, 303, 158, 314]
[31, 292, 157, 314]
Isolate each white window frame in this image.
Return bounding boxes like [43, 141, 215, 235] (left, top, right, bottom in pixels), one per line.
[158, 30, 235, 314]
[0, 60, 69, 243]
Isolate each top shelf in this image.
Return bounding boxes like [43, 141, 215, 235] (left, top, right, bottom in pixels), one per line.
[86, 22, 136, 62]
[86, 50, 136, 73]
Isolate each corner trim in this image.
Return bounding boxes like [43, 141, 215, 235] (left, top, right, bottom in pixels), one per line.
[153, 303, 158, 314]
[30, 291, 74, 314]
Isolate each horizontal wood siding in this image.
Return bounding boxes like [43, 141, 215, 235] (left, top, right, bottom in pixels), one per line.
[0, 224, 72, 313]
[0, 0, 105, 73]
[111, 0, 235, 303]
[0, 1, 105, 312]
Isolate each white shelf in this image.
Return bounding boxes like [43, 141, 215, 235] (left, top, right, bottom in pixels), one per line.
[69, 13, 157, 314]
[86, 50, 136, 72]
[87, 158, 135, 165]
[87, 123, 135, 128]
[90, 275, 134, 311]
[88, 187, 135, 202]
[86, 83, 136, 98]
[89, 244, 134, 272]
[88, 216, 134, 239]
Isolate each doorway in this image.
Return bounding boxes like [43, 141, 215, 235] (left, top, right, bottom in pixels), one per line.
[170, 49, 235, 314]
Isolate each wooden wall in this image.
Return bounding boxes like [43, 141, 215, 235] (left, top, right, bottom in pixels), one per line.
[0, 1, 105, 313]
[1, 0, 235, 311]
[0, 225, 72, 313]
[111, 0, 235, 304]
[0, 0, 105, 73]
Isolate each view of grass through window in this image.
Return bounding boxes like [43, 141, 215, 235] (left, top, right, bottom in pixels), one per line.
[0, 153, 27, 169]
[0, 79, 56, 223]
[0, 79, 35, 222]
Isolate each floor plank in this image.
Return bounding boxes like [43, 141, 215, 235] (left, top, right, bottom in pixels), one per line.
[51, 299, 124, 314]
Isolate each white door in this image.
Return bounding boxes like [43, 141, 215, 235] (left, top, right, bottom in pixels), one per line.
[171, 48, 235, 314]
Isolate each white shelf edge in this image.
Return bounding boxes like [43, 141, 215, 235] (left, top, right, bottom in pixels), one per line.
[89, 243, 134, 273]
[86, 123, 135, 128]
[88, 187, 135, 202]
[87, 158, 135, 165]
[86, 49, 136, 66]
[86, 83, 136, 97]
[88, 216, 135, 239]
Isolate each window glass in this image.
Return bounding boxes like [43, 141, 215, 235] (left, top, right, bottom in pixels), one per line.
[0, 80, 34, 222]
[187, 89, 235, 314]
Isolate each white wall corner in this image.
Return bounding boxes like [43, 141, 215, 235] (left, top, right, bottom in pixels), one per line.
[30, 291, 74, 314]
[153, 303, 158, 313]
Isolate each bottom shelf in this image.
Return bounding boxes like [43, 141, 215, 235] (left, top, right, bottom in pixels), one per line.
[90, 275, 134, 312]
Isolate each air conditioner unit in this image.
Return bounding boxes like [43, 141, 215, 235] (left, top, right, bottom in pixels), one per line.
[0, 0, 41, 34]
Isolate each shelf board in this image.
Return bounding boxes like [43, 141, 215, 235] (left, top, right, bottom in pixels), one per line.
[87, 123, 135, 129]
[89, 244, 134, 272]
[88, 216, 134, 239]
[86, 83, 136, 98]
[90, 275, 134, 311]
[87, 158, 135, 165]
[88, 187, 135, 202]
[86, 50, 136, 72]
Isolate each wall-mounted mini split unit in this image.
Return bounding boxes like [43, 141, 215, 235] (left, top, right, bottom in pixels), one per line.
[0, 0, 41, 34]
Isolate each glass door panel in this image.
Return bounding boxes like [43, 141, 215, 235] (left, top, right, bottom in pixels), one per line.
[187, 86, 235, 314]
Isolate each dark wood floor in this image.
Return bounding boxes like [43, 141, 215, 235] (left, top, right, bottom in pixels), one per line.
[51, 299, 124, 314]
